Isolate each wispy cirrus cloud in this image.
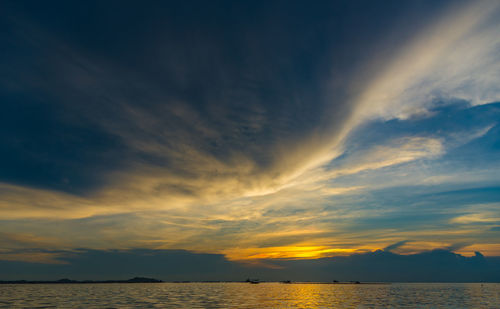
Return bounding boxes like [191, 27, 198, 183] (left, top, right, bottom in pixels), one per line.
[0, 0, 499, 263]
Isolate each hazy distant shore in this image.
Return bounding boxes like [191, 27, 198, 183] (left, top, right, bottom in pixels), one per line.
[0, 277, 162, 284]
[0, 278, 390, 285]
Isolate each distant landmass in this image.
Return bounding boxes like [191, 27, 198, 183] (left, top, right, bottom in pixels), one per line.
[0, 277, 163, 284]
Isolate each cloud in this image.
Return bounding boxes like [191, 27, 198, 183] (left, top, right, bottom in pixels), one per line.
[0, 250, 70, 265]
[0, 0, 499, 263]
[383, 240, 410, 252]
[350, 0, 500, 122]
[327, 137, 444, 176]
[1, 248, 499, 282]
[449, 203, 500, 227]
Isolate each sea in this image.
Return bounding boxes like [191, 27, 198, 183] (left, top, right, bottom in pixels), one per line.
[1, 282, 499, 308]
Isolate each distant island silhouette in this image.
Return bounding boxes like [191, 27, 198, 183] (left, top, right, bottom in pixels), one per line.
[0, 277, 163, 284]
[0, 276, 389, 285]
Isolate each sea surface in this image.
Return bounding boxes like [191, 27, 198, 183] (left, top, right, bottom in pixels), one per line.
[1, 282, 499, 308]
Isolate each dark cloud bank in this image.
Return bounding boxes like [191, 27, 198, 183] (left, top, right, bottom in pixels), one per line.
[1, 249, 499, 282]
[0, 0, 452, 196]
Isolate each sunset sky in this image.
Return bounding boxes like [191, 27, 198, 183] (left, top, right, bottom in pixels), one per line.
[1, 0, 500, 271]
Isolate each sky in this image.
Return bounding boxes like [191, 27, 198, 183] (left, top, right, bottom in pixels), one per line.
[1, 0, 500, 280]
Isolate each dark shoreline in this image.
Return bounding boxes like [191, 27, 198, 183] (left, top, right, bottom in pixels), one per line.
[0, 278, 391, 285]
[0, 277, 163, 284]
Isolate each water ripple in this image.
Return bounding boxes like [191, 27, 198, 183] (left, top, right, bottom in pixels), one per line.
[0, 282, 499, 308]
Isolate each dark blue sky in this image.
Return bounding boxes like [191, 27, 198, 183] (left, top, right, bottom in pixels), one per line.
[0, 0, 499, 279]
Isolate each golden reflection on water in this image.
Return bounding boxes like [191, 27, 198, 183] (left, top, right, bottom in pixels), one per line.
[1, 282, 499, 308]
[248, 283, 378, 308]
